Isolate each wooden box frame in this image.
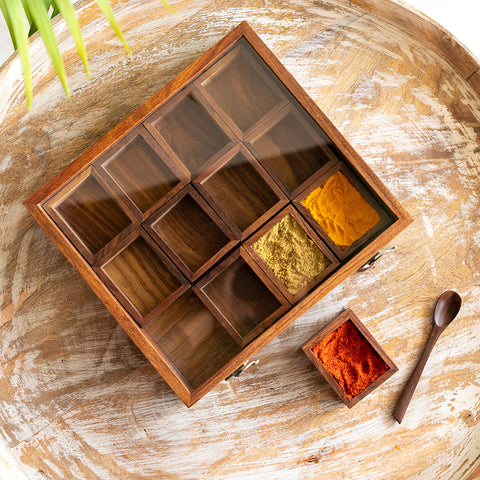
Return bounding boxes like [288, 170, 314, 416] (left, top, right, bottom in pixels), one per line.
[302, 309, 399, 408]
[24, 21, 412, 407]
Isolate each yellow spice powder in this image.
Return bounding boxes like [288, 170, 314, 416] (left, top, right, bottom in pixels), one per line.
[302, 171, 381, 250]
[252, 213, 331, 295]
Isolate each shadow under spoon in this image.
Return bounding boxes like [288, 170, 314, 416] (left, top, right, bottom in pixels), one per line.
[393, 290, 462, 424]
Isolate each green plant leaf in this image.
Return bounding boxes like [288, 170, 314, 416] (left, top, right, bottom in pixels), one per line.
[94, 0, 130, 55]
[51, 2, 59, 18]
[0, 1, 17, 49]
[1, 0, 33, 107]
[22, 0, 53, 36]
[20, 0, 33, 29]
[22, 0, 52, 41]
[52, 0, 90, 79]
[25, 0, 69, 97]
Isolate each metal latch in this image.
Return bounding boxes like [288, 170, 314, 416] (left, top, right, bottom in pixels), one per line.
[225, 359, 259, 380]
[358, 246, 397, 272]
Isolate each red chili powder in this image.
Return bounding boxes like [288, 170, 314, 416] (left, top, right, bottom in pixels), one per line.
[312, 320, 389, 399]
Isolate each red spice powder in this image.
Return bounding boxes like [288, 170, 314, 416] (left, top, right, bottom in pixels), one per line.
[311, 320, 389, 399]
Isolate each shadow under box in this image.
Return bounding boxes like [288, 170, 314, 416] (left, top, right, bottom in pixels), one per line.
[243, 204, 339, 305]
[144, 185, 238, 281]
[94, 229, 188, 326]
[144, 88, 235, 178]
[44, 166, 136, 264]
[246, 103, 339, 197]
[144, 289, 242, 391]
[196, 37, 288, 135]
[195, 249, 289, 347]
[294, 163, 395, 260]
[95, 125, 189, 221]
[194, 144, 288, 239]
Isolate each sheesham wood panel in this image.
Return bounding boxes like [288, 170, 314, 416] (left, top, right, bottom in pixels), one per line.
[0, 0, 479, 479]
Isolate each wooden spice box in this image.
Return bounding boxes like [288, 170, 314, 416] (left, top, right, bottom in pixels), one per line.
[24, 21, 412, 407]
[302, 309, 399, 408]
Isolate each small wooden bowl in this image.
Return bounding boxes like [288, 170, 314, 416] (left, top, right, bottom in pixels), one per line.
[302, 309, 398, 408]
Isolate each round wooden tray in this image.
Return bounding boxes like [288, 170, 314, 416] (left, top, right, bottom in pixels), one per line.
[1, 1, 479, 479]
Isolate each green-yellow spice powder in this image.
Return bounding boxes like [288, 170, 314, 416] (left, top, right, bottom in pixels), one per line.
[252, 214, 331, 295]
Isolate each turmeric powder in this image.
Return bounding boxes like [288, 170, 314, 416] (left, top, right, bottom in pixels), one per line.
[302, 171, 381, 250]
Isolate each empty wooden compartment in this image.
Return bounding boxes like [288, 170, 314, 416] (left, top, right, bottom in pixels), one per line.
[294, 163, 394, 259]
[243, 205, 339, 304]
[145, 185, 238, 281]
[195, 249, 289, 347]
[44, 167, 134, 264]
[196, 37, 288, 134]
[144, 88, 234, 178]
[95, 126, 188, 220]
[246, 103, 339, 197]
[144, 289, 242, 399]
[194, 144, 287, 238]
[95, 229, 188, 325]
[302, 309, 398, 408]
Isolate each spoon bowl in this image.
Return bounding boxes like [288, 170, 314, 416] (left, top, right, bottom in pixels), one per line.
[434, 290, 462, 328]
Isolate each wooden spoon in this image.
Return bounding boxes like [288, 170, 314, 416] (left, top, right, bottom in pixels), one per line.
[393, 290, 462, 424]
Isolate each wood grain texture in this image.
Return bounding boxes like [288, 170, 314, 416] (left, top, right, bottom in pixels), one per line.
[194, 143, 289, 238]
[95, 125, 189, 221]
[144, 184, 238, 281]
[1, 0, 480, 479]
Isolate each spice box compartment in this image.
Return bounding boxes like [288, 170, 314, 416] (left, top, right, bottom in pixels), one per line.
[144, 288, 243, 399]
[143, 87, 236, 178]
[25, 21, 412, 407]
[144, 185, 238, 281]
[94, 125, 189, 221]
[294, 162, 395, 259]
[243, 204, 339, 304]
[94, 228, 189, 326]
[302, 309, 398, 408]
[245, 102, 339, 197]
[194, 143, 288, 239]
[44, 166, 137, 265]
[195, 249, 289, 347]
[195, 37, 289, 135]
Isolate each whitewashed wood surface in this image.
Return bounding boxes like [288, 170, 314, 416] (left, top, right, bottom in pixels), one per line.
[0, 1, 479, 479]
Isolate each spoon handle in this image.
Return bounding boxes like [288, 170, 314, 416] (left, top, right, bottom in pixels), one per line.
[393, 326, 442, 423]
